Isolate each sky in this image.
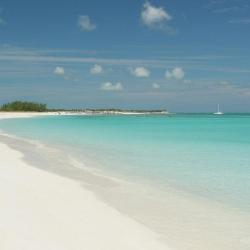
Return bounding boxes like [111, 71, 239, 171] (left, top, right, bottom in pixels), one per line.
[0, 0, 250, 112]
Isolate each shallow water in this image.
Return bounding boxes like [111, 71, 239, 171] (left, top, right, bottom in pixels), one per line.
[1, 114, 250, 210]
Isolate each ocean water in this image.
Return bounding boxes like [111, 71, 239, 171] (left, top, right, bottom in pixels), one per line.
[1, 114, 250, 210]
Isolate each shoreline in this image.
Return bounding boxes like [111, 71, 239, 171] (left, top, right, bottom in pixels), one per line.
[1, 113, 250, 249]
[0, 137, 170, 250]
[0, 112, 59, 119]
[0, 110, 169, 118]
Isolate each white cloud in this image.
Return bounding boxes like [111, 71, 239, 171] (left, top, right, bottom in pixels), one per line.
[141, 1, 172, 28]
[53, 66, 79, 81]
[130, 66, 150, 77]
[152, 83, 160, 89]
[90, 64, 103, 74]
[101, 82, 123, 91]
[165, 67, 185, 80]
[78, 15, 96, 31]
[54, 66, 65, 75]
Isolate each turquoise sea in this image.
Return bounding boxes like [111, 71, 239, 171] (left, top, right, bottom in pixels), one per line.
[1, 114, 250, 210]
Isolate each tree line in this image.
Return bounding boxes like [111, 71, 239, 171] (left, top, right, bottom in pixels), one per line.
[0, 101, 47, 112]
[0, 101, 167, 113]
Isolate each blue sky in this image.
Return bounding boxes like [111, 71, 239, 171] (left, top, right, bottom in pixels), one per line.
[0, 0, 250, 112]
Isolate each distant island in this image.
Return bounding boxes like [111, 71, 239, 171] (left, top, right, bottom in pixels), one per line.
[0, 101, 47, 112]
[0, 101, 169, 115]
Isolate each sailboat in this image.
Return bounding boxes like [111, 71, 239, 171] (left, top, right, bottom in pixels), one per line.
[214, 104, 223, 115]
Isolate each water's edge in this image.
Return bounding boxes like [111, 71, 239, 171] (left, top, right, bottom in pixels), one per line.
[1, 133, 250, 250]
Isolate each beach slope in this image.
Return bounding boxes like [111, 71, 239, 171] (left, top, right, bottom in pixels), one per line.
[0, 142, 169, 250]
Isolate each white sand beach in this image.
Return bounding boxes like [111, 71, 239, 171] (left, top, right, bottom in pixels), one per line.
[0, 112, 170, 250]
[0, 112, 58, 119]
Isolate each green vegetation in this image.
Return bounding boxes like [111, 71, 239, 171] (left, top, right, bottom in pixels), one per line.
[0, 100, 167, 113]
[0, 101, 47, 112]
